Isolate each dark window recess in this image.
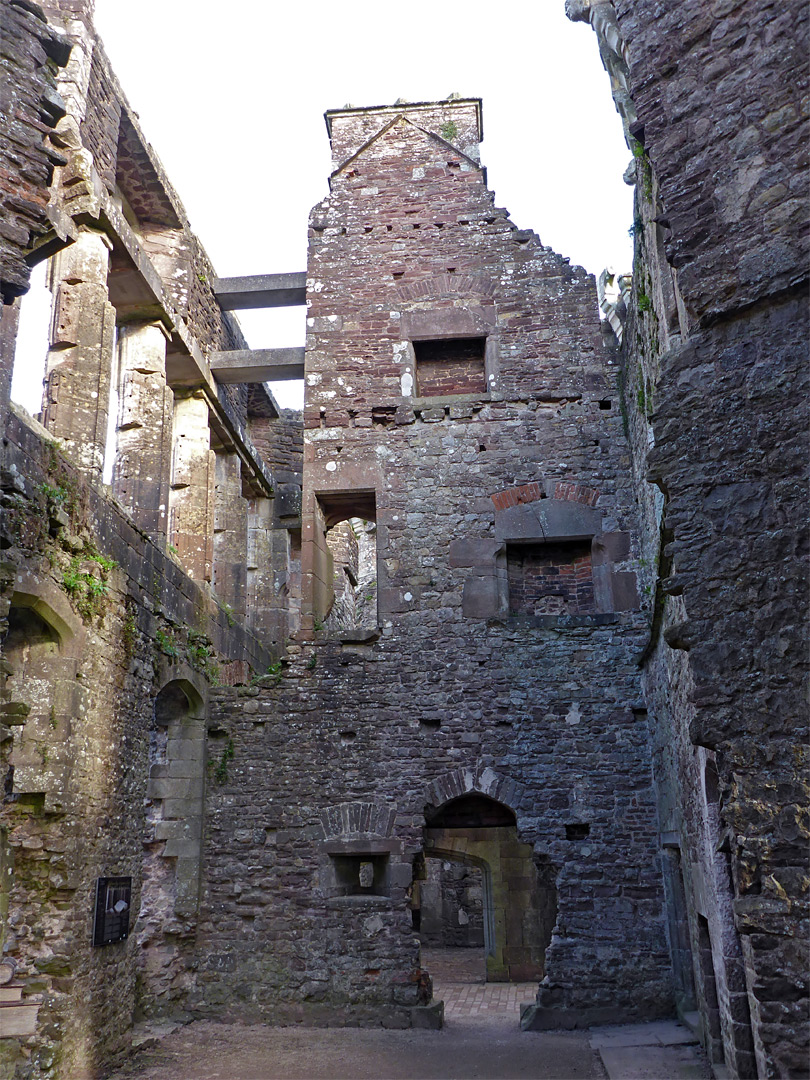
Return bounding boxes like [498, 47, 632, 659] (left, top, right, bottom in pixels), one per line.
[331, 854, 389, 896]
[507, 540, 594, 615]
[566, 823, 591, 841]
[414, 337, 486, 396]
[93, 876, 132, 946]
[426, 794, 516, 829]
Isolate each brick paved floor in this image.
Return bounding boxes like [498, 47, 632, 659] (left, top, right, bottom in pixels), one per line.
[422, 947, 538, 1026]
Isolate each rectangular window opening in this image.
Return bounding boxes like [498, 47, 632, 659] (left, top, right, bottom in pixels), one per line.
[414, 337, 486, 397]
[507, 540, 594, 615]
[330, 854, 389, 896]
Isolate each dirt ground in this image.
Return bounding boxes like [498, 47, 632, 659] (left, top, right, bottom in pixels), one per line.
[106, 1015, 604, 1080]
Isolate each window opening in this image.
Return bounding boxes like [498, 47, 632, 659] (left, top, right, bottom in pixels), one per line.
[10, 260, 50, 415]
[414, 337, 486, 396]
[507, 540, 594, 615]
[329, 854, 389, 897]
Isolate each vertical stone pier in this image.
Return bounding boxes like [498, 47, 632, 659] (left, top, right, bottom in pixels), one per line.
[170, 391, 215, 583]
[213, 452, 248, 617]
[113, 320, 174, 539]
[41, 227, 116, 480]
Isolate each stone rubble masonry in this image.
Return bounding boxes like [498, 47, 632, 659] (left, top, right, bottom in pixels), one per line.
[0, 404, 272, 1078]
[0, 0, 806, 1076]
[195, 97, 672, 1033]
[570, 0, 809, 1075]
[0, 0, 71, 304]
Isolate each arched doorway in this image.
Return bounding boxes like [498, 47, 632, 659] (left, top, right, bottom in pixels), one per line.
[417, 793, 556, 983]
[136, 673, 206, 1016]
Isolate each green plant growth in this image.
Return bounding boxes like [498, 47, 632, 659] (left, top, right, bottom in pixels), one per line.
[258, 660, 283, 688]
[213, 738, 235, 785]
[637, 291, 652, 314]
[306, 654, 317, 671]
[38, 482, 69, 505]
[615, 366, 627, 436]
[41, 441, 79, 516]
[186, 629, 221, 683]
[122, 612, 138, 660]
[631, 138, 653, 200]
[440, 120, 458, 143]
[61, 550, 116, 621]
[155, 628, 179, 657]
[636, 372, 654, 418]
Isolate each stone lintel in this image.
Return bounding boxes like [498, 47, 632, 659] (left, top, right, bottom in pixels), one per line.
[213, 273, 307, 310]
[209, 348, 305, 383]
[319, 840, 404, 855]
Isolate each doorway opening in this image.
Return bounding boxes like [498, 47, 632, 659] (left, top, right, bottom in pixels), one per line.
[416, 793, 556, 985]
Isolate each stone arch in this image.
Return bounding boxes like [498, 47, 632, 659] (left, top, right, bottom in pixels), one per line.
[154, 662, 207, 713]
[137, 669, 208, 1017]
[146, 670, 207, 909]
[3, 580, 84, 809]
[319, 800, 396, 841]
[420, 774, 556, 983]
[395, 272, 495, 304]
[8, 577, 83, 650]
[423, 766, 529, 823]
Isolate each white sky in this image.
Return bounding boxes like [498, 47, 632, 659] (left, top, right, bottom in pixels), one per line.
[13, 0, 633, 414]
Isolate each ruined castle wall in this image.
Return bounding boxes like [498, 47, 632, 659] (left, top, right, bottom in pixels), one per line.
[191, 102, 672, 1030]
[248, 409, 303, 483]
[0, 0, 70, 306]
[573, 1, 809, 1074]
[0, 4, 290, 1075]
[0, 402, 273, 1077]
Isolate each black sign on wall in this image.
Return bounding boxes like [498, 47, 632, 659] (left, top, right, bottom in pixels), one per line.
[93, 877, 132, 946]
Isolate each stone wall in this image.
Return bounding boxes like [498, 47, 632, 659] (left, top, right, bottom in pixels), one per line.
[191, 98, 673, 1032]
[570, 1, 809, 1075]
[0, 0, 70, 306]
[0, 3, 295, 1076]
[0, 0, 806, 1075]
[0, 402, 273, 1077]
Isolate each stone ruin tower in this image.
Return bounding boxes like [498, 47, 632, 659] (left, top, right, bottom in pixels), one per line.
[2, 1, 807, 1071]
[199, 98, 672, 1028]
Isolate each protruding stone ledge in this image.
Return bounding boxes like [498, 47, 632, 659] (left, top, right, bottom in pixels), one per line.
[213, 273, 307, 310]
[209, 348, 305, 383]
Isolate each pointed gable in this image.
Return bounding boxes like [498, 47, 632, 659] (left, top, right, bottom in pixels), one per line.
[325, 98, 482, 173]
[330, 114, 481, 185]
